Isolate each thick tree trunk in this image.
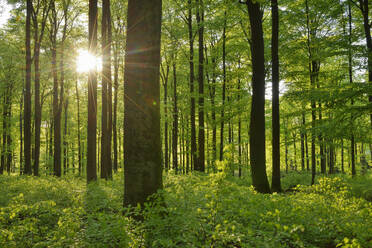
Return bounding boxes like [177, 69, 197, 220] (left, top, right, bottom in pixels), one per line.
[246, 0, 271, 193]
[123, 0, 163, 207]
[87, 0, 98, 182]
[271, 0, 281, 192]
[196, 0, 205, 172]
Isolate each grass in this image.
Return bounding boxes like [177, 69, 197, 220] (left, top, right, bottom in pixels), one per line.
[0, 171, 371, 247]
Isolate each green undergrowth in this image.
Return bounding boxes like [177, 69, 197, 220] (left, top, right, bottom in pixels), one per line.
[0, 171, 371, 247]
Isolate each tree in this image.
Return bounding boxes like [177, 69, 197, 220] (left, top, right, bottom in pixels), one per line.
[196, 0, 205, 172]
[32, 0, 51, 176]
[244, 0, 271, 193]
[123, 0, 163, 207]
[87, 0, 98, 182]
[24, 0, 32, 175]
[271, 0, 281, 192]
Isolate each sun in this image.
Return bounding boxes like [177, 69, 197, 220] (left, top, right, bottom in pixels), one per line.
[76, 50, 102, 73]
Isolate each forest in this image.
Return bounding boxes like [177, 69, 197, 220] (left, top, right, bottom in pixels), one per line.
[0, 0, 371, 247]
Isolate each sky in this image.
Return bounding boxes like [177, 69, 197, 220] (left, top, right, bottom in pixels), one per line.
[0, 0, 12, 28]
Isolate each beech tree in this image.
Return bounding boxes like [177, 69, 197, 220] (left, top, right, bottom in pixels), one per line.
[123, 0, 163, 207]
[87, 0, 98, 182]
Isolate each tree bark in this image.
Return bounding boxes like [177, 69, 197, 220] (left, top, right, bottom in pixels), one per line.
[24, 0, 32, 175]
[246, 0, 271, 193]
[101, 0, 109, 179]
[172, 62, 178, 173]
[123, 0, 163, 207]
[220, 11, 227, 161]
[188, 0, 197, 170]
[196, 0, 205, 172]
[75, 79, 82, 175]
[271, 0, 281, 192]
[87, 0, 98, 182]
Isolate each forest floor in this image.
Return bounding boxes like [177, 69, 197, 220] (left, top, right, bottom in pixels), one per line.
[0, 171, 372, 248]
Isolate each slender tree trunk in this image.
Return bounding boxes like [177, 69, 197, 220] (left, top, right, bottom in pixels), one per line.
[305, 0, 316, 185]
[305, 130, 309, 171]
[1, 99, 6, 175]
[172, 62, 178, 173]
[24, 0, 32, 175]
[113, 48, 119, 173]
[51, 19, 61, 177]
[301, 114, 305, 171]
[293, 134, 297, 170]
[220, 11, 227, 161]
[107, 0, 113, 179]
[246, 0, 271, 193]
[75, 79, 82, 175]
[271, 0, 281, 192]
[238, 78, 242, 178]
[123, 0, 163, 207]
[341, 139, 344, 173]
[34, 41, 41, 176]
[188, 0, 197, 170]
[63, 99, 68, 175]
[348, 1, 356, 176]
[196, 0, 205, 172]
[87, 0, 98, 182]
[6, 102, 12, 174]
[20, 91, 23, 175]
[162, 64, 169, 171]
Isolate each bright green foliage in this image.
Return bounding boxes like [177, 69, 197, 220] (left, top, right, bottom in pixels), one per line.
[1, 173, 372, 247]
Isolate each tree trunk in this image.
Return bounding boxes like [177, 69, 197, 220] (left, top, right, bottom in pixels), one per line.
[123, 0, 163, 207]
[305, 0, 316, 185]
[75, 79, 82, 175]
[196, 0, 205, 172]
[219, 11, 227, 161]
[301, 113, 305, 171]
[246, 0, 271, 193]
[172, 62, 178, 173]
[113, 46, 119, 173]
[6, 102, 12, 174]
[63, 98, 68, 175]
[162, 64, 169, 171]
[20, 91, 23, 175]
[32, 2, 50, 176]
[87, 0, 98, 182]
[348, 1, 356, 177]
[24, 0, 32, 175]
[101, 0, 109, 179]
[107, 1, 113, 179]
[271, 0, 281, 192]
[188, 0, 197, 170]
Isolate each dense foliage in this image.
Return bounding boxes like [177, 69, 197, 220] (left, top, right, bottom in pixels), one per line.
[1, 172, 372, 247]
